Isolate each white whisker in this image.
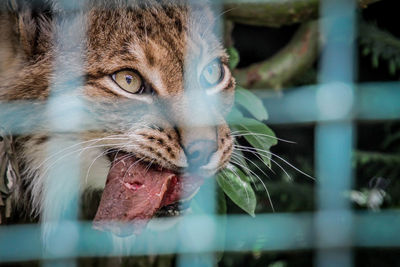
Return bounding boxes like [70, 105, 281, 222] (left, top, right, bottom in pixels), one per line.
[122, 157, 146, 182]
[231, 151, 272, 179]
[227, 162, 275, 212]
[234, 146, 292, 181]
[36, 135, 129, 171]
[144, 160, 155, 176]
[84, 148, 118, 184]
[234, 145, 314, 180]
[41, 143, 140, 179]
[231, 131, 295, 144]
[224, 167, 250, 204]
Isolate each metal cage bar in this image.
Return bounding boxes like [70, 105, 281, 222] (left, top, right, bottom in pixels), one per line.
[315, 0, 356, 266]
[41, 1, 87, 267]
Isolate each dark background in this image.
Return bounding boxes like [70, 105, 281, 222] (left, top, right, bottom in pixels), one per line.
[221, 0, 400, 266]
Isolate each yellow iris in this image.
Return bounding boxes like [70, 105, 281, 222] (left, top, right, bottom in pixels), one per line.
[112, 70, 142, 94]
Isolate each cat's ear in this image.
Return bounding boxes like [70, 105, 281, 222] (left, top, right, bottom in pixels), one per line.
[15, 8, 38, 57]
[0, 128, 19, 224]
[4, 0, 54, 58]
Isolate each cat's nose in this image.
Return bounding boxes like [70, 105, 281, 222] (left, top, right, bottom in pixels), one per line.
[186, 140, 217, 171]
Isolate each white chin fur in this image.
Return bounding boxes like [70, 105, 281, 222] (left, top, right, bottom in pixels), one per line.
[80, 148, 110, 190]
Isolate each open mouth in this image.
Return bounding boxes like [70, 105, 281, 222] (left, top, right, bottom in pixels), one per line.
[92, 152, 204, 237]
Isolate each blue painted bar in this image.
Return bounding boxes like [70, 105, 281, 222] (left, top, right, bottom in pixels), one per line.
[3, 81, 399, 134]
[354, 211, 400, 247]
[0, 224, 43, 262]
[356, 82, 400, 121]
[315, 124, 354, 266]
[177, 1, 223, 265]
[2, 211, 400, 262]
[316, 0, 356, 266]
[261, 85, 319, 124]
[260, 82, 400, 124]
[0, 213, 313, 262]
[316, 123, 354, 210]
[40, 2, 87, 267]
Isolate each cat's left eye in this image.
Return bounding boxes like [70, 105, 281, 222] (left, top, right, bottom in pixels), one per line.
[112, 70, 144, 94]
[200, 60, 225, 88]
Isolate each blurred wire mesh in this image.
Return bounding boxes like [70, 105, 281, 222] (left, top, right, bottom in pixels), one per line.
[0, 0, 400, 267]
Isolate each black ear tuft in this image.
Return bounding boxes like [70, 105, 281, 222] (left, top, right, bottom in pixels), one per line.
[6, 0, 53, 14]
[4, 0, 54, 58]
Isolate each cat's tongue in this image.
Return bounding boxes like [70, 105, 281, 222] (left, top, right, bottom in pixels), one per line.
[93, 153, 203, 236]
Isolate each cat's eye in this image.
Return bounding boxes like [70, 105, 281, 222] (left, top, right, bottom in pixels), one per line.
[112, 70, 144, 94]
[200, 60, 225, 88]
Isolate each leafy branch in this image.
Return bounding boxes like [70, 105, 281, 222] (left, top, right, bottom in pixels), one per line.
[224, 1, 385, 90]
[355, 151, 400, 166]
[217, 0, 386, 217]
[359, 20, 400, 76]
[355, 150, 400, 181]
[233, 20, 319, 90]
[215, 48, 278, 216]
[217, 88, 278, 216]
[223, 0, 382, 27]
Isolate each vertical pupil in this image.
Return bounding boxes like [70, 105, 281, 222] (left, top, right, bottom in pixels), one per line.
[125, 75, 133, 85]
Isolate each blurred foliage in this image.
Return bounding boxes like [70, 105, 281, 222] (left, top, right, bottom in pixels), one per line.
[219, 0, 400, 266]
[233, 21, 319, 90]
[217, 47, 278, 216]
[354, 122, 400, 211]
[359, 19, 400, 76]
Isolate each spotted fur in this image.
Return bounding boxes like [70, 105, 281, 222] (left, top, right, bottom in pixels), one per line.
[0, 0, 235, 221]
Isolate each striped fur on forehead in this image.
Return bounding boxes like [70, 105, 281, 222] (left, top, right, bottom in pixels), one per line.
[85, 0, 224, 95]
[0, 0, 226, 100]
[0, 0, 236, 224]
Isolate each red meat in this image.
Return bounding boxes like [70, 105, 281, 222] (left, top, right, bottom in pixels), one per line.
[93, 153, 203, 236]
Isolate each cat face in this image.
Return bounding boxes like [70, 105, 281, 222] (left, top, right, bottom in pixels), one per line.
[0, 0, 235, 221]
[81, 3, 235, 177]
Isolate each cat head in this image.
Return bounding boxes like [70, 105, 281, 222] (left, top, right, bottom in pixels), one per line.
[83, 1, 235, 176]
[0, 0, 239, 237]
[1, 0, 235, 178]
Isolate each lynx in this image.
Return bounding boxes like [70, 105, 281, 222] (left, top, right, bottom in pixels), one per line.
[0, 0, 235, 235]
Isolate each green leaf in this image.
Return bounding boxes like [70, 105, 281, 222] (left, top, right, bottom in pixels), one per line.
[217, 166, 256, 217]
[217, 186, 227, 215]
[389, 60, 396, 75]
[269, 261, 287, 267]
[362, 47, 370, 56]
[232, 118, 277, 167]
[230, 148, 251, 182]
[372, 53, 379, 68]
[235, 86, 269, 121]
[227, 47, 240, 69]
[226, 106, 244, 123]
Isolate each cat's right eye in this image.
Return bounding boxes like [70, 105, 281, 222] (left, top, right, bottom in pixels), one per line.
[200, 60, 225, 89]
[112, 70, 143, 94]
